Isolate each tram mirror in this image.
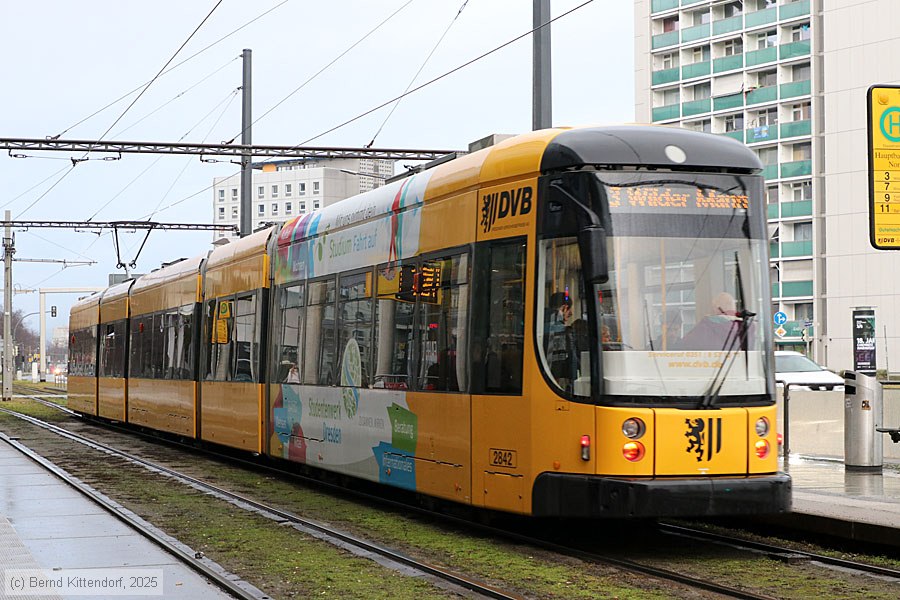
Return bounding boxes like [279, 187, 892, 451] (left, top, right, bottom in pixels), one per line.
[578, 225, 608, 284]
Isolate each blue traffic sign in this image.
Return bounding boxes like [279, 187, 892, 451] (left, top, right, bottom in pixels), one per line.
[774, 311, 787, 326]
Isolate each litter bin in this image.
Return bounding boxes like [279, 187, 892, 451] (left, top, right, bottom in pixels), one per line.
[843, 371, 883, 471]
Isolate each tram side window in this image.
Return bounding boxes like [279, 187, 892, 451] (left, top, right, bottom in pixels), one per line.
[304, 279, 336, 385]
[129, 318, 144, 378]
[99, 320, 126, 378]
[338, 272, 373, 388]
[538, 237, 591, 397]
[417, 253, 469, 392]
[233, 295, 257, 382]
[207, 297, 235, 381]
[161, 304, 194, 380]
[70, 327, 97, 377]
[484, 242, 526, 393]
[274, 284, 304, 383]
[373, 262, 415, 390]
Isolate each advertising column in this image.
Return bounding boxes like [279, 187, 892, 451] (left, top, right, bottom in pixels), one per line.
[852, 308, 876, 375]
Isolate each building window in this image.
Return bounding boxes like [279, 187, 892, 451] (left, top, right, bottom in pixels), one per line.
[723, 38, 743, 56]
[724, 113, 744, 132]
[218, 207, 225, 220]
[662, 16, 679, 32]
[285, 202, 292, 214]
[662, 87, 680, 105]
[756, 30, 777, 50]
[313, 200, 320, 209]
[792, 142, 812, 161]
[791, 102, 811, 121]
[272, 203, 279, 215]
[791, 23, 811, 42]
[231, 206, 238, 218]
[766, 185, 779, 205]
[756, 107, 778, 127]
[285, 184, 292, 197]
[791, 181, 812, 201]
[313, 181, 320, 194]
[691, 45, 710, 63]
[299, 183, 306, 195]
[792, 63, 811, 82]
[756, 146, 777, 165]
[231, 188, 238, 199]
[258, 186, 264, 198]
[258, 204, 265, 216]
[691, 82, 711, 100]
[272, 185, 279, 198]
[794, 221, 812, 241]
[686, 119, 711, 133]
[661, 52, 678, 69]
[691, 9, 710, 26]
[757, 69, 777, 87]
[794, 302, 813, 321]
[218, 189, 225, 202]
[723, 1, 742, 18]
[299, 201, 306, 212]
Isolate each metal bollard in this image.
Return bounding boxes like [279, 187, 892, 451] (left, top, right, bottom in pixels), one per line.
[843, 371, 883, 472]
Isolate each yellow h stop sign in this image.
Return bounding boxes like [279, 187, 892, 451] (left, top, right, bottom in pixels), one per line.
[868, 85, 900, 249]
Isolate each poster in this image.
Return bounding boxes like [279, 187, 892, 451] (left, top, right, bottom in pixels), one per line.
[852, 308, 876, 375]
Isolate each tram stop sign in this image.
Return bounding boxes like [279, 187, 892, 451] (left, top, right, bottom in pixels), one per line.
[868, 85, 900, 249]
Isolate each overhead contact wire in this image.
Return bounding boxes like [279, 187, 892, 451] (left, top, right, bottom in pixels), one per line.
[53, 0, 292, 139]
[366, 0, 468, 148]
[17, 0, 225, 220]
[238, 0, 416, 147]
[296, 0, 595, 147]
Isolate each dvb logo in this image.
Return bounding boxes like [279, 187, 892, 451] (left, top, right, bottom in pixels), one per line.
[480, 186, 533, 233]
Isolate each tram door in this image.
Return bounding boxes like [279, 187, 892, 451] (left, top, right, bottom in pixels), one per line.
[470, 237, 529, 513]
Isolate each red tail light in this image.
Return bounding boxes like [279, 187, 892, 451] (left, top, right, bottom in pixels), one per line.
[755, 439, 770, 459]
[623, 441, 645, 462]
[580, 435, 590, 461]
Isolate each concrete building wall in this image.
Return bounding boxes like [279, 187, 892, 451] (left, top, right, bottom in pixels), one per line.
[821, 0, 900, 372]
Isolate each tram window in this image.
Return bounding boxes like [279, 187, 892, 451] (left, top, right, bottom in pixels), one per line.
[338, 271, 373, 388]
[129, 318, 145, 378]
[99, 321, 124, 378]
[234, 294, 258, 382]
[484, 242, 526, 394]
[73, 326, 98, 377]
[207, 298, 234, 381]
[161, 305, 194, 380]
[150, 313, 165, 379]
[538, 237, 591, 397]
[275, 284, 304, 383]
[373, 262, 415, 390]
[304, 278, 336, 385]
[417, 253, 469, 392]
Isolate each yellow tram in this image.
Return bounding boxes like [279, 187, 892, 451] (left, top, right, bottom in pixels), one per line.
[70, 126, 791, 518]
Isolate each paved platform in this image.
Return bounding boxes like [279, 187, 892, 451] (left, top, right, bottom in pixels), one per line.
[0, 441, 235, 600]
[767, 454, 900, 547]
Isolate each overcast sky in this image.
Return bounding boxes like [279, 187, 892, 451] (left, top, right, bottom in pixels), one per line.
[0, 0, 634, 335]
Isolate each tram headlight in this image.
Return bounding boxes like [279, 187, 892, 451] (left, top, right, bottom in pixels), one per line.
[754, 439, 770, 459]
[622, 441, 645, 462]
[622, 418, 646, 439]
[755, 416, 770, 438]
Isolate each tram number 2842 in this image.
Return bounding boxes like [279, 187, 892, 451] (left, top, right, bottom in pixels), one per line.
[490, 448, 517, 469]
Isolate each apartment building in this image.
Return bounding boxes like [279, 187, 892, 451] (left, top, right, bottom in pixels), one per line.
[636, 0, 900, 372]
[212, 157, 394, 240]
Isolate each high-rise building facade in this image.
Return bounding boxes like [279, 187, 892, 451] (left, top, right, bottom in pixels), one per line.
[212, 157, 394, 241]
[636, 0, 900, 372]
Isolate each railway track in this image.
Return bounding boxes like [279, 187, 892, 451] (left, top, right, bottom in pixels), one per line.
[0, 402, 520, 600]
[6, 391, 900, 598]
[0, 426, 266, 600]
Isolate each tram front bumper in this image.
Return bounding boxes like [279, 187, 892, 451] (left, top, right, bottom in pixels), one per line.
[532, 472, 792, 518]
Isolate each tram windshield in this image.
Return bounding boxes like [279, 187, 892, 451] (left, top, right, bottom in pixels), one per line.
[537, 171, 772, 402]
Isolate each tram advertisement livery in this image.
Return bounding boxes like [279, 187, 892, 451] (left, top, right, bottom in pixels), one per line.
[69, 126, 790, 519]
